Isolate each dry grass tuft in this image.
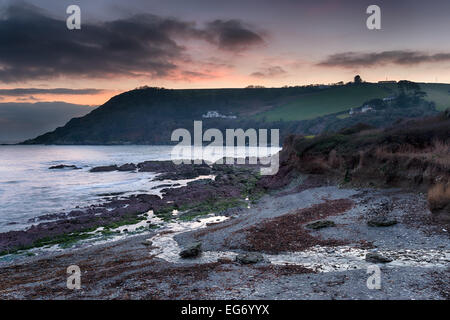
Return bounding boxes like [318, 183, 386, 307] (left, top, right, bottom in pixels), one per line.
[375, 139, 450, 169]
[328, 149, 340, 168]
[427, 183, 450, 212]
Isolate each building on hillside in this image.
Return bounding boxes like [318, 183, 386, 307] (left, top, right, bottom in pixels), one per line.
[350, 105, 375, 115]
[361, 105, 374, 113]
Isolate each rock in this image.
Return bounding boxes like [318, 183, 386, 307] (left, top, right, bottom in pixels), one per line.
[49, 164, 80, 170]
[187, 179, 211, 187]
[155, 171, 199, 181]
[367, 217, 397, 227]
[306, 220, 336, 230]
[365, 252, 392, 263]
[137, 160, 177, 172]
[235, 252, 264, 264]
[118, 163, 137, 171]
[195, 167, 211, 175]
[179, 242, 202, 258]
[96, 192, 126, 197]
[217, 257, 234, 264]
[141, 240, 153, 246]
[90, 165, 118, 172]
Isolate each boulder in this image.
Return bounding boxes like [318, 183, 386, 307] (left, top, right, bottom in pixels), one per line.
[90, 165, 118, 172]
[179, 242, 202, 258]
[49, 164, 80, 170]
[141, 240, 153, 246]
[306, 220, 336, 230]
[365, 252, 392, 263]
[367, 217, 397, 227]
[235, 252, 264, 264]
[195, 167, 212, 175]
[118, 163, 137, 171]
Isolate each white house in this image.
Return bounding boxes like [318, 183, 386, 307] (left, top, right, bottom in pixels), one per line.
[361, 105, 373, 113]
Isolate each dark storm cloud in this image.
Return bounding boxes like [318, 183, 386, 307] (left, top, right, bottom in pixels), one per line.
[250, 66, 287, 78]
[204, 20, 265, 51]
[0, 3, 265, 83]
[0, 88, 104, 96]
[318, 51, 450, 68]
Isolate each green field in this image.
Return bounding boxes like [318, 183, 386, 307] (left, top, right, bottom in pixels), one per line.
[255, 84, 391, 121]
[420, 83, 450, 111]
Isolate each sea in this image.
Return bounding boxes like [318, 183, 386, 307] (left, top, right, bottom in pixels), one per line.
[0, 145, 278, 233]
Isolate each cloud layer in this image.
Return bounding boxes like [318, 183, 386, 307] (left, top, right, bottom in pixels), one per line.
[0, 3, 265, 83]
[318, 51, 450, 68]
[250, 66, 287, 78]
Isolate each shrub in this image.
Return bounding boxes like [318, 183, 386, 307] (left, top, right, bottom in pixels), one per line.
[338, 123, 375, 135]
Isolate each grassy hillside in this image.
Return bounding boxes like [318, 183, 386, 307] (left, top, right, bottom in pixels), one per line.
[254, 83, 391, 121]
[420, 83, 450, 111]
[380, 82, 450, 111]
[22, 82, 446, 145]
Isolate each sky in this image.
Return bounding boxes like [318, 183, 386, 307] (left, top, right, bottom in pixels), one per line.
[1, 0, 450, 142]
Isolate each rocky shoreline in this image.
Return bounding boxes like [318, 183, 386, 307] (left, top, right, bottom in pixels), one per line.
[0, 160, 263, 256]
[0, 157, 448, 299]
[0, 172, 448, 299]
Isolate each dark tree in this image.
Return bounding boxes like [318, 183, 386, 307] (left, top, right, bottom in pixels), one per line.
[354, 75, 362, 84]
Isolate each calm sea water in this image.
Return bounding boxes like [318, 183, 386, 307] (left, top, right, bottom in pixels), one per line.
[0, 145, 178, 232]
[0, 145, 279, 233]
